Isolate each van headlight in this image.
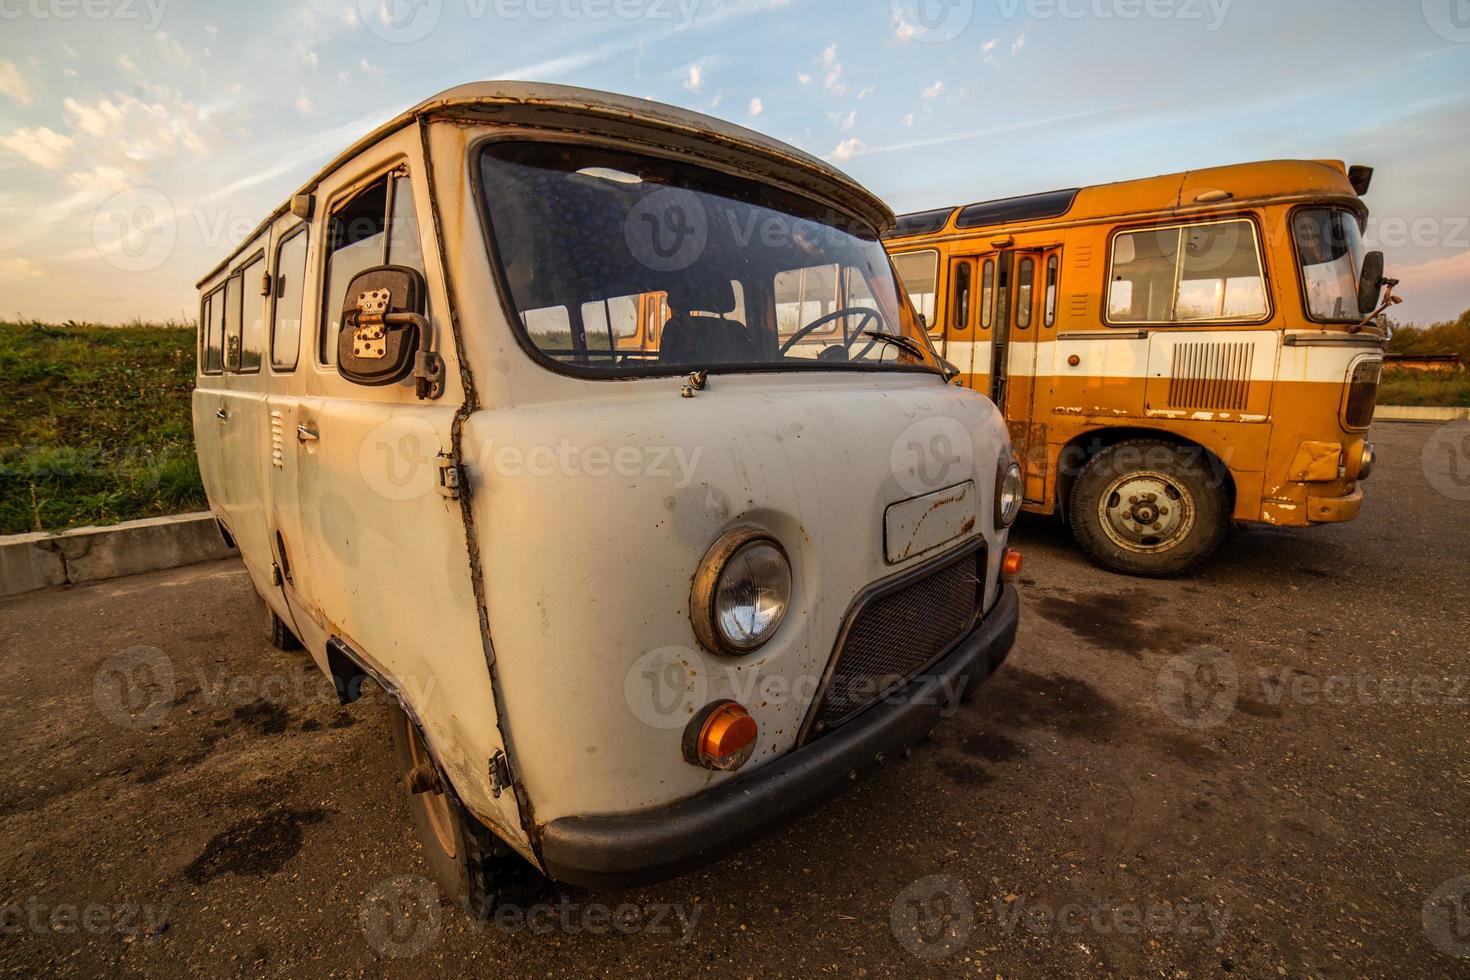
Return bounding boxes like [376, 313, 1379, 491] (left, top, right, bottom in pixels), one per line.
[692, 527, 792, 655]
[996, 459, 1024, 529]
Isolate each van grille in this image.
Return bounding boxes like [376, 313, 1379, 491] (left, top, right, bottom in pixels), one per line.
[812, 547, 984, 733]
[1167, 342, 1254, 411]
[1344, 360, 1382, 430]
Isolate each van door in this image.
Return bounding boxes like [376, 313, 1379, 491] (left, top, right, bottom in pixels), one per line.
[216, 253, 274, 588]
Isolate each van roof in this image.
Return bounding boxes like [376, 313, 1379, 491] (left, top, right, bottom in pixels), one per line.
[884, 159, 1368, 242]
[197, 81, 892, 288]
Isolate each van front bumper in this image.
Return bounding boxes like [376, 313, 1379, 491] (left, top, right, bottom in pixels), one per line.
[538, 584, 1020, 890]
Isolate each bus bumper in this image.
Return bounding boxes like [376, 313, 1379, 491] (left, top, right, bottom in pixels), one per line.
[537, 584, 1021, 890]
[1261, 487, 1363, 526]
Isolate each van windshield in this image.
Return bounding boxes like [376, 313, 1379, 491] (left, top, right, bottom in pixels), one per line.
[478, 142, 941, 377]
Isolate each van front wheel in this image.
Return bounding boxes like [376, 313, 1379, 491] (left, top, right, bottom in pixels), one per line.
[1068, 440, 1230, 577]
[386, 702, 535, 919]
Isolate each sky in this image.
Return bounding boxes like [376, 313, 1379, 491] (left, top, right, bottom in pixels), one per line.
[1, 0, 1468, 325]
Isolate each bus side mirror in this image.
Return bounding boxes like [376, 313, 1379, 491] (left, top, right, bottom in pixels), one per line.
[338, 266, 443, 399]
[1357, 251, 1385, 314]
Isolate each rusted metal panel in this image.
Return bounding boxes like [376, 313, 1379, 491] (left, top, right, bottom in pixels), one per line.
[883, 482, 977, 565]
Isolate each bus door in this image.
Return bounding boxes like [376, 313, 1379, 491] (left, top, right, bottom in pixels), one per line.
[996, 247, 1061, 503]
[944, 253, 998, 393]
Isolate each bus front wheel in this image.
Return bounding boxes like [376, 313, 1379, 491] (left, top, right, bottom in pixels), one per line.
[1068, 439, 1230, 577]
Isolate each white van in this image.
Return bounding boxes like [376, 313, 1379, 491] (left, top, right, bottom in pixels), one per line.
[193, 82, 1022, 910]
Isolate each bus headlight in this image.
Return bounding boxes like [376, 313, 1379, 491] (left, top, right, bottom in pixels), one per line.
[996, 459, 1024, 529]
[692, 527, 791, 655]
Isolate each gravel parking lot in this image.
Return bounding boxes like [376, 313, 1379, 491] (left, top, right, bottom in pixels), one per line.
[1, 420, 1467, 977]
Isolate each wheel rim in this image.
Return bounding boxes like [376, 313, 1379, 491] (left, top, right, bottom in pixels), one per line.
[1097, 470, 1195, 554]
[405, 719, 458, 859]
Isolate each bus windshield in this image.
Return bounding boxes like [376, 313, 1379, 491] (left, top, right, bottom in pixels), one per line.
[478, 142, 941, 377]
[1293, 208, 1367, 323]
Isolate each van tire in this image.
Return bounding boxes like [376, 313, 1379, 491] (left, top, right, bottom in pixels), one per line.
[255, 591, 302, 651]
[1068, 439, 1230, 577]
[386, 702, 538, 919]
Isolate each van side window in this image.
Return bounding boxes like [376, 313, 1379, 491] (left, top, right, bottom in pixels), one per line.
[320, 171, 427, 365]
[1108, 219, 1266, 324]
[238, 254, 266, 373]
[272, 229, 308, 371]
[201, 289, 224, 374]
[223, 273, 243, 371]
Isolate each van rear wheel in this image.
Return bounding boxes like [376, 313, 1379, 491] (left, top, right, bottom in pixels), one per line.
[386, 702, 536, 918]
[254, 590, 301, 651]
[1068, 439, 1229, 577]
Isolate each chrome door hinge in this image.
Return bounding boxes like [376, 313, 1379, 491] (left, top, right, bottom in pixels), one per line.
[436, 452, 462, 499]
[488, 750, 511, 798]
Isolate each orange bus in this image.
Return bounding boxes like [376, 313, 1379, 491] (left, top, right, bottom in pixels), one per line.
[885, 160, 1393, 575]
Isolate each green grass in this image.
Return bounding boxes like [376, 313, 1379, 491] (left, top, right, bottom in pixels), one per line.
[0, 320, 204, 535]
[1377, 368, 1470, 408]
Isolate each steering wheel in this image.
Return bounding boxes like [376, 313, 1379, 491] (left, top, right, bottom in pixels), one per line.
[779, 307, 883, 360]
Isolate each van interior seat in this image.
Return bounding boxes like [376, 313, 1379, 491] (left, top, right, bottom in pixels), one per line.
[659, 279, 757, 365]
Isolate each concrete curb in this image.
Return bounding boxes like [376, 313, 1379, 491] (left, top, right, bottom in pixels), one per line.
[0, 512, 238, 599]
[1375, 405, 1470, 423]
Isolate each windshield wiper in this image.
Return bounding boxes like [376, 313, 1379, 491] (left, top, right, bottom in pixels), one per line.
[861, 330, 928, 360]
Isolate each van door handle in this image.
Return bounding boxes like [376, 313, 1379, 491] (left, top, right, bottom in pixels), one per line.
[296, 424, 319, 444]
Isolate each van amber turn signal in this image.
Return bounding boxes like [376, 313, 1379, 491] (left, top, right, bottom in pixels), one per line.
[684, 701, 759, 771]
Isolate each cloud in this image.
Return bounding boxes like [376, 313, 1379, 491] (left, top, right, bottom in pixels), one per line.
[797, 71, 812, 85]
[1012, 33, 1026, 55]
[1394, 249, 1470, 287]
[0, 257, 43, 281]
[903, 113, 915, 127]
[295, 94, 314, 114]
[982, 38, 1000, 67]
[831, 109, 857, 131]
[0, 127, 74, 169]
[922, 80, 945, 101]
[830, 137, 865, 162]
[749, 97, 764, 117]
[682, 63, 704, 93]
[821, 43, 847, 95]
[0, 59, 34, 106]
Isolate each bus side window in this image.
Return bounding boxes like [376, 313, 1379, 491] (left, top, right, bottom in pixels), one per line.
[1016, 257, 1035, 329]
[891, 250, 940, 335]
[272, 229, 308, 372]
[223, 272, 243, 371]
[1044, 254, 1059, 327]
[980, 259, 995, 329]
[952, 262, 971, 331]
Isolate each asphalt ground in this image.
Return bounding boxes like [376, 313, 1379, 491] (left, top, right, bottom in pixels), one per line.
[1, 420, 1468, 977]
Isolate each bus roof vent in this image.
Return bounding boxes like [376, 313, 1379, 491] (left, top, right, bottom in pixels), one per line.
[885, 207, 957, 239]
[955, 188, 1080, 230]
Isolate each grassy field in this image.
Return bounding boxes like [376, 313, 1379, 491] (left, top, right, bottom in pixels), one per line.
[0, 320, 203, 535]
[1377, 368, 1470, 408]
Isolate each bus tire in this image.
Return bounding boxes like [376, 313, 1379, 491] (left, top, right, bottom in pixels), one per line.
[1068, 439, 1229, 577]
[387, 702, 536, 919]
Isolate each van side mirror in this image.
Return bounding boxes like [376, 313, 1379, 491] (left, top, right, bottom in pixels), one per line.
[338, 266, 444, 399]
[1357, 251, 1385, 315]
